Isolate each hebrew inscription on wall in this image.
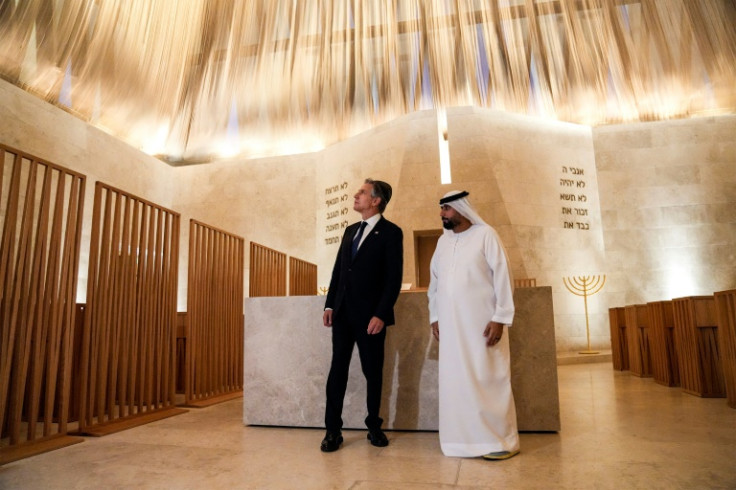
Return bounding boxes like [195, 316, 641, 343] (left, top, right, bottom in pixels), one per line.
[560, 166, 590, 230]
[323, 181, 350, 246]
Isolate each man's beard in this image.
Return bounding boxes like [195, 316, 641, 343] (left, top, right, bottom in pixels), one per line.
[442, 218, 455, 230]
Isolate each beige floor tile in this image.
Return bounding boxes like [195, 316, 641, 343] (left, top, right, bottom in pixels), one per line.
[1, 363, 735, 489]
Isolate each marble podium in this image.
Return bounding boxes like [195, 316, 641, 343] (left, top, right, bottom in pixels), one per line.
[243, 287, 560, 432]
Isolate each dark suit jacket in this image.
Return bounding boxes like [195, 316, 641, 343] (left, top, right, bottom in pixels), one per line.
[324, 216, 403, 327]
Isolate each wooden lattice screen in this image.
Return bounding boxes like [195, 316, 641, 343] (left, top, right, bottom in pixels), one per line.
[249, 242, 286, 297]
[514, 278, 537, 288]
[0, 144, 86, 463]
[289, 256, 317, 296]
[185, 220, 244, 405]
[77, 182, 183, 435]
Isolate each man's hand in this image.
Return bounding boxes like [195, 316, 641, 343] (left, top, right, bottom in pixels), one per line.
[323, 309, 333, 327]
[484, 321, 504, 347]
[367, 316, 385, 335]
[431, 321, 439, 341]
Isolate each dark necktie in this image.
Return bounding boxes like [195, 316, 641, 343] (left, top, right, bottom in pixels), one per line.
[351, 221, 367, 258]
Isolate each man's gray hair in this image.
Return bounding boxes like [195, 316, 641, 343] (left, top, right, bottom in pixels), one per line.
[365, 178, 392, 213]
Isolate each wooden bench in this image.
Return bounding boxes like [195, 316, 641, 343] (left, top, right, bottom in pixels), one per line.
[624, 304, 653, 377]
[647, 300, 680, 387]
[714, 289, 736, 408]
[609, 307, 629, 371]
[672, 296, 726, 398]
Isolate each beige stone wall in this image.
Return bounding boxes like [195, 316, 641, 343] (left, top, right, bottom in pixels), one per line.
[594, 116, 736, 309]
[172, 152, 318, 307]
[3, 77, 734, 354]
[438, 108, 607, 353]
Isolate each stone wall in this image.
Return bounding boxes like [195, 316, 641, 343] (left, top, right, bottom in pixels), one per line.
[594, 116, 736, 309]
[3, 77, 734, 353]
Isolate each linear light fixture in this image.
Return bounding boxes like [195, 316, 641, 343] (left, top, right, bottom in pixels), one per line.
[437, 107, 451, 184]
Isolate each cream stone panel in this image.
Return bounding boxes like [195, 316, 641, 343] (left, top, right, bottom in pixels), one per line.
[172, 152, 318, 307]
[594, 115, 736, 309]
[445, 109, 607, 352]
[244, 288, 560, 431]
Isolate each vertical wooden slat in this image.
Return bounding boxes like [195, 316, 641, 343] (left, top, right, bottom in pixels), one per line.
[219, 233, 227, 392]
[25, 164, 53, 439]
[236, 238, 242, 388]
[184, 223, 196, 401]
[189, 221, 201, 401]
[117, 197, 134, 418]
[0, 154, 23, 437]
[78, 183, 103, 429]
[236, 236, 244, 390]
[140, 205, 154, 413]
[105, 192, 124, 421]
[225, 235, 233, 390]
[144, 207, 159, 409]
[101, 191, 116, 421]
[146, 207, 160, 409]
[45, 168, 68, 433]
[213, 231, 222, 394]
[9, 161, 39, 444]
[168, 213, 179, 404]
[129, 203, 148, 417]
[57, 173, 85, 433]
[158, 212, 170, 407]
[203, 227, 213, 395]
[34, 166, 56, 437]
[113, 196, 133, 415]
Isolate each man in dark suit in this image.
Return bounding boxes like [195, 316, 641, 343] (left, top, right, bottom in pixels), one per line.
[321, 178, 404, 452]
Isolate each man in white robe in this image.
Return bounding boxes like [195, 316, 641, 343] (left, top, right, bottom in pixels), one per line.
[427, 190, 520, 460]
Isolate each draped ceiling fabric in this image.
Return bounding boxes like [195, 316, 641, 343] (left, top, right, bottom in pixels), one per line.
[0, 0, 734, 164]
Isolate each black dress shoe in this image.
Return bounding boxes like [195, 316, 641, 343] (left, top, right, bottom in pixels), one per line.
[367, 429, 389, 447]
[320, 432, 343, 452]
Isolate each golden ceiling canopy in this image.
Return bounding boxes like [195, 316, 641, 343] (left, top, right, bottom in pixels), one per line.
[1, 0, 734, 164]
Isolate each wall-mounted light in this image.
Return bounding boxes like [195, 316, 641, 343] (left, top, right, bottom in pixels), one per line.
[664, 263, 697, 299]
[437, 107, 451, 184]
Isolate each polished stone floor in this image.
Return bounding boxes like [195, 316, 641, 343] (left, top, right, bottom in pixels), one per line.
[1, 362, 735, 489]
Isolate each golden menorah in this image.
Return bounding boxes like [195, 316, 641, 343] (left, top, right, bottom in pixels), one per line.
[563, 275, 606, 354]
[318, 286, 329, 296]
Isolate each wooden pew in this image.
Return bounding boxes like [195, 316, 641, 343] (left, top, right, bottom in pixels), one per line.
[672, 296, 726, 398]
[624, 304, 653, 377]
[714, 289, 736, 408]
[609, 307, 629, 371]
[647, 300, 680, 387]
